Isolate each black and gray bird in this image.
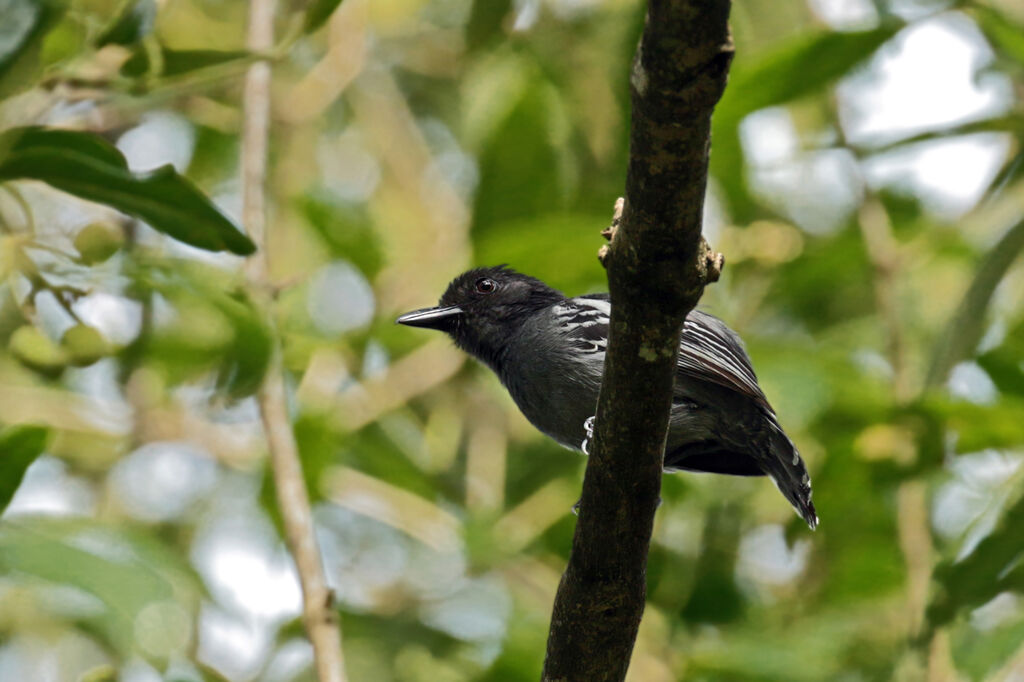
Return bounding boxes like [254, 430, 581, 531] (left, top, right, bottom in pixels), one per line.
[397, 266, 817, 529]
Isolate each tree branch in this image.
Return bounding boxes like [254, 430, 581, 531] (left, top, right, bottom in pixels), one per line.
[541, 1, 732, 680]
[242, 1, 347, 680]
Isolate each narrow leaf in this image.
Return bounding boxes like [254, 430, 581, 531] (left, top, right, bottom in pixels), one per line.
[973, 5, 1024, 65]
[303, 0, 345, 34]
[722, 24, 902, 115]
[0, 127, 255, 255]
[95, 0, 156, 47]
[0, 425, 49, 513]
[711, 24, 902, 221]
[120, 46, 250, 78]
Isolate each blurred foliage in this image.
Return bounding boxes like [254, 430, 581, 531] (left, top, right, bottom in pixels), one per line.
[0, 0, 1022, 680]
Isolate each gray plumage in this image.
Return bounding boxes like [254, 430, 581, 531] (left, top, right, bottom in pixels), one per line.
[396, 266, 818, 529]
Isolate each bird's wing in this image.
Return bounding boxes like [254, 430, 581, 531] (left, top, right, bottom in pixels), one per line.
[679, 310, 772, 413]
[557, 297, 773, 414]
[555, 296, 610, 355]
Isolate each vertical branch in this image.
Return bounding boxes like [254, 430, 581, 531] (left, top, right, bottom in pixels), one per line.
[241, 1, 347, 681]
[541, 0, 732, 680]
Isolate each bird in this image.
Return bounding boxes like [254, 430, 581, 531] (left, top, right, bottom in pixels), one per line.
[396, 266, 817, 529]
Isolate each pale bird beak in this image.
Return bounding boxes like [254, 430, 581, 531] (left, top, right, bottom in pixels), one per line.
[395, 305, 463, 331]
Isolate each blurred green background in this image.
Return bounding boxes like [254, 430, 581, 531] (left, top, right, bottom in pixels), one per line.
[1, 0, 1024, 680]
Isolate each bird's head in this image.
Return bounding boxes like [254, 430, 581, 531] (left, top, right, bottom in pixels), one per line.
[396, 266, 563, 367]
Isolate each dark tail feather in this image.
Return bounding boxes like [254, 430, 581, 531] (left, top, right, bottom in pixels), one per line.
[761, 426, 818, 530]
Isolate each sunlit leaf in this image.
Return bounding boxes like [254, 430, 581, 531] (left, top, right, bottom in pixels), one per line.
[0, 425, 48, 513]
[973, 5, 1024, 66]
[0, 127, 255, 255]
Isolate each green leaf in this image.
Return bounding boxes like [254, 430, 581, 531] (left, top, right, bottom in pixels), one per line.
[474, 212, 609, 294]
[130, 260, 271, 396]
[95, 0, 156, 47]
[711, 24, 902, 220]
[0, 0, 66, 96]
[724, 25, 902, 115]
[973, 5, 1024, 66]
[120, 46, 249, 78]
[977, 349, 1024, 398]
[0, 127, 255, 255]
[465, 0, 512, 51]
[472, 81, 575, 234]
[299, 191, 383, 278]
[303, 0, 345, 34]
[0, 517, 201, 658]
[927, 217, 1024, 388]
[0, 425, 49, 513]
[681, 506, 745, 624]
[952, 616, 1024, 682]
[926, 484, 1024, 631]
[210, 291, 273, 400]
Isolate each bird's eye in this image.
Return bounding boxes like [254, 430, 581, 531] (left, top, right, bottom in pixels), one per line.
[475, 277, 497, 294]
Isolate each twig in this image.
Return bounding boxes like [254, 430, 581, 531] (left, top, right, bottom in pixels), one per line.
[541, 1, 732, 679]
[857, 201, 937, 646]
[857, 199, 910, 400]
[241, 1, 347, 681]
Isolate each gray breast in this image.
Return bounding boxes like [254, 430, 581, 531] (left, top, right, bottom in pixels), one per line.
[498, 310, 603, 450]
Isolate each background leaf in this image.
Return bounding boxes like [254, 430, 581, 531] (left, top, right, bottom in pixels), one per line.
[0, 0, 65, 96]
[0, 425, 49, 513]
[302, 0, 345, 34]
[95, 0, 156, 47]
[0, 127, 255, 255]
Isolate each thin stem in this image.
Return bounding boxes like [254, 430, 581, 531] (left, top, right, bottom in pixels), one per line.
[857, 199, 910, 401]
[0, 185, 37, 233]
[241, 1, 348, 681]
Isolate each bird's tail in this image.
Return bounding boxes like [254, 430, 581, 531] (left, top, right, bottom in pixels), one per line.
[761, 425, 818, 530]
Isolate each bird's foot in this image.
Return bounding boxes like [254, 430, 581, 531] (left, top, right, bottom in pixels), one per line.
[580, 415, 596, 455]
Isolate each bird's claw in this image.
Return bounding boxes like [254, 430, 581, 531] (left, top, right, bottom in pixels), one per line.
[580, 415, 596, 455]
